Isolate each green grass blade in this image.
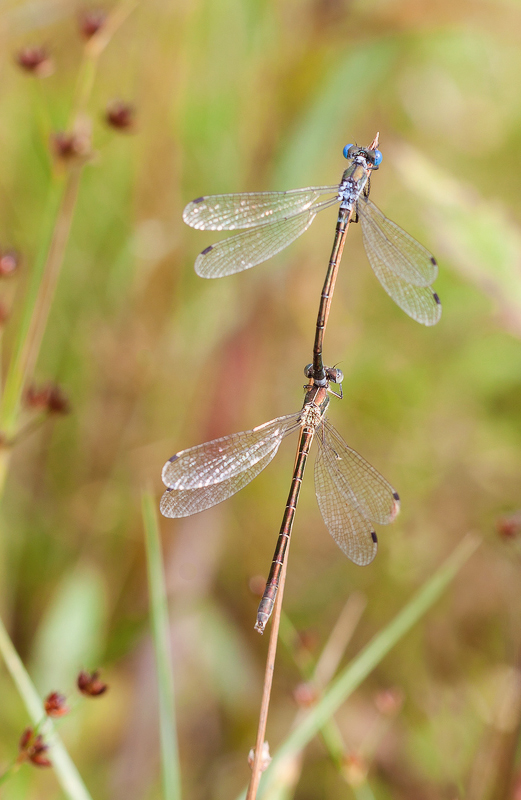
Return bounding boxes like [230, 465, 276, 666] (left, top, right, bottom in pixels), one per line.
[237, 533, 480, 800]
[0, 615, 93, 800]
[142, 490, 182, 800]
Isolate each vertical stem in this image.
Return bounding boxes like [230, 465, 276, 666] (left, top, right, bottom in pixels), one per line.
[246, 556, 288, 800]
[142, 491, 182, 800]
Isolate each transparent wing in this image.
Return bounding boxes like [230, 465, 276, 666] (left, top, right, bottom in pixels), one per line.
[195, 197, 339, 279]
[161, 446, 278, 517]
[183, 186, 339, 231]
[359, 198, 438, 287]
[361, 225, 442, 326]
[315, 442, 378, 566]
[162, 412, 301, 491]
[319, 419, 400, 525]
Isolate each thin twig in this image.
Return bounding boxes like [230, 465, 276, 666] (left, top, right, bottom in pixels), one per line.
[246, 556, 288, 800]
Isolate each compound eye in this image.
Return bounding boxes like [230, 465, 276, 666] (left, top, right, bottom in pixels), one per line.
[373, 149, 383, 166]
[304, 364, 313, 378]
[342, 143, 355, 159]
[326, 367, 344, 384]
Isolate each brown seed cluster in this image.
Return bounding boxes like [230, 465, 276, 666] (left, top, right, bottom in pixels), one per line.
[79, 9, 107, 39]
[44, 691, 69, 718]
[105, 100, 135, 131]
[18, 728, 52, 768]
[25, 384, 70, 415]
[16, 46, 53, 77]
[77, 669, 108, 696]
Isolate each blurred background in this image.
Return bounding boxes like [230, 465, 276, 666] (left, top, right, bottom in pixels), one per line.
[0, 0, 521, 798]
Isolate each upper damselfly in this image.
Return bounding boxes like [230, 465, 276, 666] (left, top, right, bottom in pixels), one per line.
[160, 366, 400, 633]
[183, 134, 441, 333]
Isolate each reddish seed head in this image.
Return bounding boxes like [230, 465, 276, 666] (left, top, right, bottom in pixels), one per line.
[77, 669, 108, 697]
[44, 691, 69, 718]
[0, 250, 19, 276]
[374, 687, 405, 716]
[79, 9, 107, 39]
[293, 681, 318, 708]
[248, 575, 266, 597]
[51, 131, 91, 161]
[18, 728, 52, 768]
[105, 100, 135, 131]
[25, 384, 70, 415]
[497, 511, 521, 539]
[16, 46, 53, 77]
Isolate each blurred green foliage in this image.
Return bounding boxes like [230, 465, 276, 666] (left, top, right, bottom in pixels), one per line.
[0, 0, 520, 798]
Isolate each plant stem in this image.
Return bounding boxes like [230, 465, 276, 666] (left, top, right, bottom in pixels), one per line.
[0, 616, 93, 800]
[142, 491, 182, 800]
[246, 557, 288, 800]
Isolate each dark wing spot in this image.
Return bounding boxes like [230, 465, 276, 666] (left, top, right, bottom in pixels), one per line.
[430, 256, 437, 266]
[433, 292, 441, 305]
[168, 454, 180, 463]
[201, 245, 213, 255]
[393, 492, 400, 501]
[193, 197, 205, 204]
[371, 531, 378, 544]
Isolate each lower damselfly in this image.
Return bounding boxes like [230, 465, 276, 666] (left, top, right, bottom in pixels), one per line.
[160, 366, 400, 633]
[183, 134, 441, 336]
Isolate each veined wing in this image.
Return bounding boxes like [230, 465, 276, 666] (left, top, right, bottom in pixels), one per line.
[183, 186, 339, 231]
[359, 197, 438, 287]
[362, 225, 442, 326]
[315, 443, 378, 566]
[319, 419, 400, 525]
[162, 412, 301, 491]
[161, 446, 278, 517]
[195, 198, 338, 278]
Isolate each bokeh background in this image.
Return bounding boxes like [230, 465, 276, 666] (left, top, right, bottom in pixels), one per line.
[1, 0, 521, 798]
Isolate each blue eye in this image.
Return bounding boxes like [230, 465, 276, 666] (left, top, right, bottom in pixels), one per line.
[343, 144, 354, 159]
[373, 149, 383, 166]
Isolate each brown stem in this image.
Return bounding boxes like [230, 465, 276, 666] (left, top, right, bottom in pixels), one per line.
[246, 556, 288, 800]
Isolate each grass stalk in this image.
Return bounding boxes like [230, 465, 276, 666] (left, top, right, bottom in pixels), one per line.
[0, 615, 93, 800]
[142, 490, 182, 800]
[237, 533, 480, 800]
[246, 557, 289, 800]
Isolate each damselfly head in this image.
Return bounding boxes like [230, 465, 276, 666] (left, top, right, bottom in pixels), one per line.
[326, 366, 343, 384]
[304, 364, 314, 379]
[343, 144, 382, 167]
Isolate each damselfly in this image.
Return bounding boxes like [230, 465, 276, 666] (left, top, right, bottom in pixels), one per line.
[160, 366, 400, 633]
[183, 135, 441, 335]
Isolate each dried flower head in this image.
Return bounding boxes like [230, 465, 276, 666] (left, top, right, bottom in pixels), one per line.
[105, 100, 135, 131]
[18, 728, 52, 768]
[77, 669, 108, 697]
[0, 249, 19, 276]
[44, 691, 69, 718]
[497, 511, 521, 539]
[293, 681, 318, 708]
[51, 131, 91, 162]
[16, 46, 53, 77]
[343, 753, 368, 787]
[374, 687, 405, 716]
[25, 384, 70, 415]
[79, 9, 107, 39]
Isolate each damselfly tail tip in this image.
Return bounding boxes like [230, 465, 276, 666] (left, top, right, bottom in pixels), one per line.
[433, 292, 441, 305]
[371, 531, 378, 544]
[254, 620, 265, 635]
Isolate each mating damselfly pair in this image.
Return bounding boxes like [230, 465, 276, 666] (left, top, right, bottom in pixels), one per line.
[161, 137, 439, 632]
